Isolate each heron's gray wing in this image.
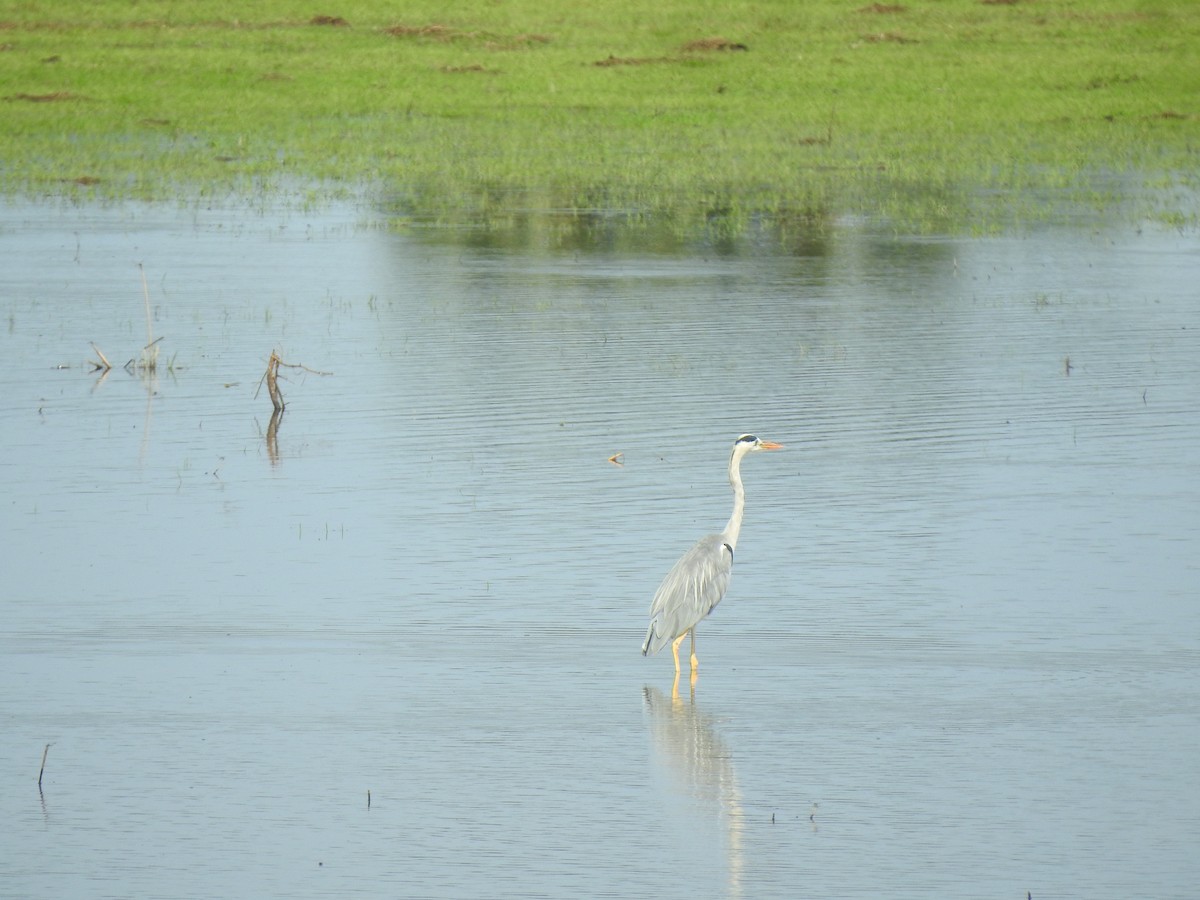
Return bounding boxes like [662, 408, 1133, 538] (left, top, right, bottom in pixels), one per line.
[642, 535, 733, 655]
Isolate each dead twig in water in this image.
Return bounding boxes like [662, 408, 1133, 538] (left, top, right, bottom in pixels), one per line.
[87, 268, 176, 381]
[279, 358, 334, 377]
[263, 350, 285, 411]
[137, 264, 159, 373]
[38, 743, 51, 789]
[89, 342, 112, 372]
[256, 350, 333, 411]
[126, 336, 164, 373]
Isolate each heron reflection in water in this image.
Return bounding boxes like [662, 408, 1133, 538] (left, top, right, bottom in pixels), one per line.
[642, 434, 783, 680]
[643, 684, 744, 897]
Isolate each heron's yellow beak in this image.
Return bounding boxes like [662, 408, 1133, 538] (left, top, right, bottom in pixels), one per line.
[759, 440, 784, 450]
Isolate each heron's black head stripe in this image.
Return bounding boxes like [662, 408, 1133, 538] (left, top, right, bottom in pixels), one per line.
[736, 434, 758, 444]
[723, 542, 734, 558]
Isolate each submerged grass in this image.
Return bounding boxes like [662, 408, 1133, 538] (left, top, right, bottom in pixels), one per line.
[0, 0, 1197, 230]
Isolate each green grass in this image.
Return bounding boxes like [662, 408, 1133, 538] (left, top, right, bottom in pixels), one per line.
[1, 0, 1197, 230]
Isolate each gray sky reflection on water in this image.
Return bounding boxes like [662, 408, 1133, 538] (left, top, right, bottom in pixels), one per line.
[1, 200, 1198, 899]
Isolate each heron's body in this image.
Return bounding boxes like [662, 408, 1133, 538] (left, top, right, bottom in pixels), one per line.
[641, 434, 783, 675]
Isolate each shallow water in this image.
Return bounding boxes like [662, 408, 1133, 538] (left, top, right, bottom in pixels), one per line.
[1, 201, 1198, 898]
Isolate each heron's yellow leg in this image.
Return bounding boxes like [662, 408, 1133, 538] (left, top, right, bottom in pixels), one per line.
[671, 633, 687, 674]
[689, 629, 699, 671]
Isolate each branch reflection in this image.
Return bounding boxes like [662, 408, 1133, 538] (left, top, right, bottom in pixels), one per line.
[266, 408, 283, 467]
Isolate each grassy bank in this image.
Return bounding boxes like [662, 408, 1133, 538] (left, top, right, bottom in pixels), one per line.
[1, 0, 1197, 229]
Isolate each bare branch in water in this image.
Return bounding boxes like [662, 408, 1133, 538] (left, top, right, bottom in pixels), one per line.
[256, 350, 332, 412]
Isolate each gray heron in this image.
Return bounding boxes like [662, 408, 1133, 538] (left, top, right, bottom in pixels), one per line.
[641, 433, 783, 675]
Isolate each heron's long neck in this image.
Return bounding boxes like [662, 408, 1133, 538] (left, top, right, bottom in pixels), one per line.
[723, 451, 747, 549]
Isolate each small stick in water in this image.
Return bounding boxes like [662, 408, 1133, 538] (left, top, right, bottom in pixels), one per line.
[266, 350, 285, 411]
[89, 342, 112, 372]
[38, 743, 51, 789]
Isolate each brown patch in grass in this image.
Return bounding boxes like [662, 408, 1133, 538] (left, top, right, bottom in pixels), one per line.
[6, 90, 78, 102]
[385, 22, 547, 49]
[859, 3, 907, 12]
[682, 37, 748, 52]
[1148, 110, 1189, 120]
[69, 175, 101, 186]
[482, 33, 552, 51]
[1085, 74, 1139, 90]
[310, 15, 348, 26]
[861, 31, 918, 44]
[593, 54, 673, 67]
[440, 64, 496, 74]
[981, 0, 1019, 5]
[386, 23, 458, 40]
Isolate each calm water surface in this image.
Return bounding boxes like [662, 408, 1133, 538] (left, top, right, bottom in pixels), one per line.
[1, 201, 1198, 899]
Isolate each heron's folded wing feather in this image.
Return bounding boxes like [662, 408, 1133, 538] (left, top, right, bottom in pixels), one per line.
[643, 535, 733, 653]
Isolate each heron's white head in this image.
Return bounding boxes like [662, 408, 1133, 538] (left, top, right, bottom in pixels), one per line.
[725, 434, 784, 517]
[733, 433, 784, 454]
